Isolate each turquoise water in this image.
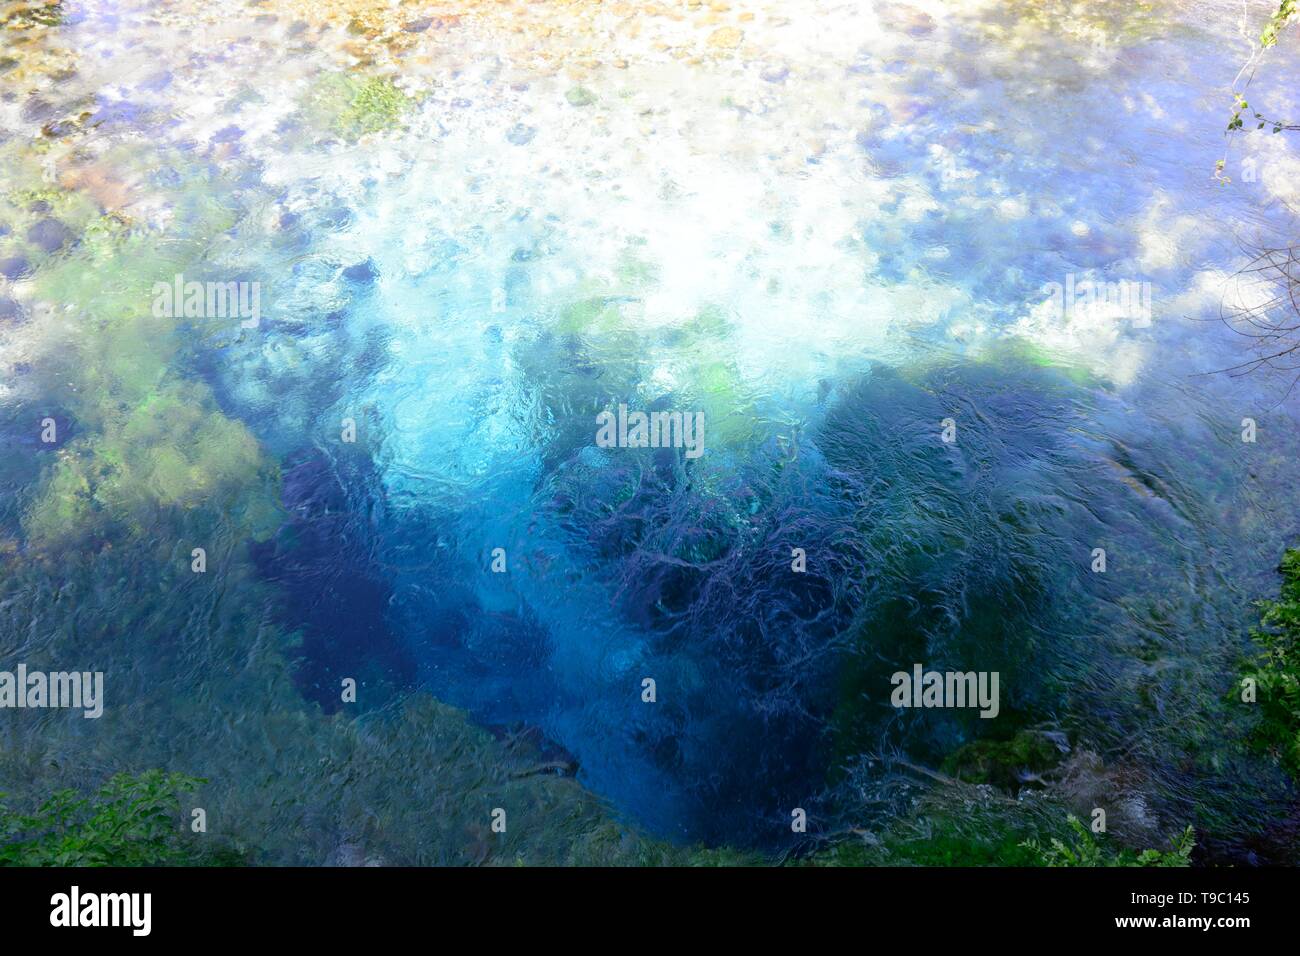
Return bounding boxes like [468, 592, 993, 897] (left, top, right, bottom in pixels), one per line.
[2, 0, 1300, 859]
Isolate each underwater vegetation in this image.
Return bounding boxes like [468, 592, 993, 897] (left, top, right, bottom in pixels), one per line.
[804, 791, 1196, 868]
[303, 73, 417, 142]
[0, 771, 237, 867]
[2, 0, 1300, 870]
[1240, 548, 1300, 781]
[1022, 816, 1195, 868]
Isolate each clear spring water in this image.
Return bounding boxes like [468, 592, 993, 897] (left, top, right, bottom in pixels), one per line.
[2, 0, 1299, 854]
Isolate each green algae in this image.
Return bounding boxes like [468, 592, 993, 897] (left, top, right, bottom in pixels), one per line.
[805, 782, 1194, 868]
[1, 1, 65, 30]
[12, 147, 289, 547]
[565, 86, 597, 108]
[1239, 547, 1300, 779]
[965, 0, 1180, 64]
[1022, 815, 1195, 868]
[0, 165, 99, 268]
[555, 295, 627, 336]
[939, 730, 1064, 791]
[0, 771, 240, 866]
[23, 381, 283, 545]
[991, 338, 1105, 390]
[304, 73, 415, 141]
[614, 244, 660, 290]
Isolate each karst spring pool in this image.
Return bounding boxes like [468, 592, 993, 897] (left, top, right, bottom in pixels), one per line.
[1, 0, 1299, 867]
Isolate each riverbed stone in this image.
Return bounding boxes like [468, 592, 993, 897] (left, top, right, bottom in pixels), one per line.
[27, 218, 74, 253]
[0, 256, 32, 279]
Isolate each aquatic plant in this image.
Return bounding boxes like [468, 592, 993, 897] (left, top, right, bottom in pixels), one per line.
[303, 73, 415, 141]
[1021, 815, 1195, 868]
[1241, 548, 1300, 778]
[0, 771, 233, 867]
[0, 528, 696, 866]
[940, 731, 1065, 792]
[805, 768, 1196, 868]
[2, 0, 1298, 870]
[22, 380, 283, 546]
[1, 1, 64, 31]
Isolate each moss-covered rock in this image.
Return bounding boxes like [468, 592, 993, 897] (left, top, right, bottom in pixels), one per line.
[940, 730, 1065, 792]
[303, 73, 415, 141]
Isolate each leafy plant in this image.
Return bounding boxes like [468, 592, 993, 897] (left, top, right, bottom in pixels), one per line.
[1221, 0, 1298, 163]
[303, 74, 414, 140]
[0, 770, 236, 866]
[339, 77, 412, 137]
[1021, 815, 1195, 867]
[1240, 548, 1300, 777]
[1260, 0, 1299, 48]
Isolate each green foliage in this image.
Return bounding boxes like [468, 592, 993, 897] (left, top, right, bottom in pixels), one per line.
[565, 86, 597, 107]
[688, 846, 768, 866]
[23, 380, 282, 546]
[940, 731, 1064, 792]
[805, 785, 1197, 868]
[1020, 815, 1194, 867]
[1240, 548, 1300, 777]
[1261, 0, 1298, 48]
[0, 771, 236, 866]
[804, 790, 1073, 867]
[1223, 0, 1298, 148]
[305, 74, 414, 140]
[1227, 93, 1295, 136]
[820, 825, 1048, 867]
[342, 77, 412, 136]
[2, 1, 64, 29]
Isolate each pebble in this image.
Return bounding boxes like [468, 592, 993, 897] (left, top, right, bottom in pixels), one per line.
[707, 27, 743, 50]
[506, 123, 537, 146]
[566, 87, 596, 107]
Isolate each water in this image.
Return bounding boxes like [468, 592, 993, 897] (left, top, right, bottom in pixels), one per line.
[2, 0, 1299, 860]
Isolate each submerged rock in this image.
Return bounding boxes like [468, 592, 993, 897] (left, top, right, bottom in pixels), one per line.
[342, 258, 379, 284]
[319, 205, 355, 230]
[26, 218, 74, 253]
[565, 86, 596, 107]
[20, 96, 57, 123]
[0, 256, 32, 280]
[506, 123, 536, 146]
[41, 119, 79, 138]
